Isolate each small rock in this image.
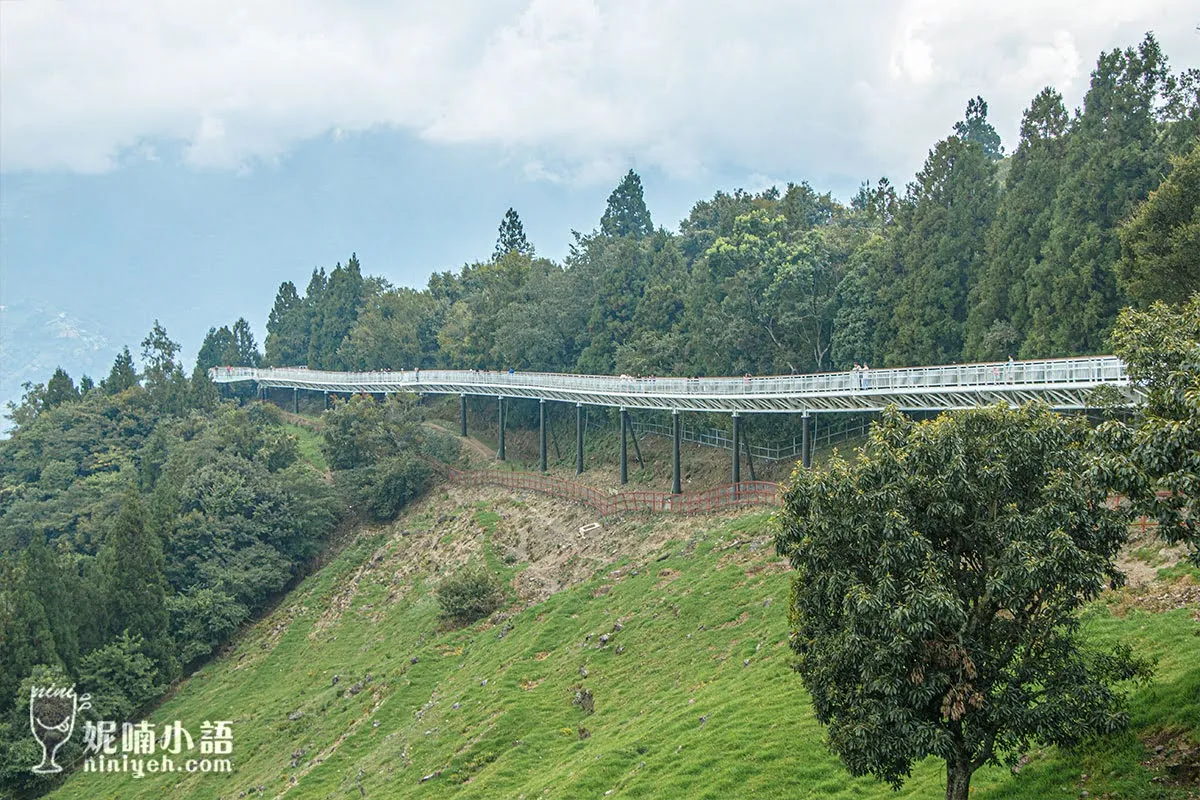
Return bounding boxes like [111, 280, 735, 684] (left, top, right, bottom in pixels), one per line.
[420, 770, 441, 783]
[599, 634, 610, 645]
[480, 679, 488, 687]
[332, 675, 340, 685]
[410, 656, 419, 664]
[699, 715, 708, 725]
[743, 659, 750, 666]
[288, 711, 304, 721]
[615, 645, 625, 655]
[613, 622, 624, 632]
[452, 702, 460, 710]
[579, 665, 589, 677]
[348, 682, 363, 696]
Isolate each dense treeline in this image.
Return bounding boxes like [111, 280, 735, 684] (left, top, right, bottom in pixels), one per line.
[0, 324, 344, 794]
[0, 321, 458, 796]
[257, 35, 1196, 379]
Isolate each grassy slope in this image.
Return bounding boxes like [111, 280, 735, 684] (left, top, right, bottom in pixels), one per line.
[44, 419, 1200, 800]
[47, 489, 1200, 800]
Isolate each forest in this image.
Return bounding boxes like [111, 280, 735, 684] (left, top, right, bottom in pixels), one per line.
[0, 32, 1196, 798]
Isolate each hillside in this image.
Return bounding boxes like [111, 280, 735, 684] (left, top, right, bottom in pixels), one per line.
[48, 479, 1200, 800]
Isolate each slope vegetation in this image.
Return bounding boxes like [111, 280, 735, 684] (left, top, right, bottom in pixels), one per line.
[50, 484, 1200, 800]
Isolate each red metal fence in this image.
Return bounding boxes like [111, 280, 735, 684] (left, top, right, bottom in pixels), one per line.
[445, 467, 780, 517]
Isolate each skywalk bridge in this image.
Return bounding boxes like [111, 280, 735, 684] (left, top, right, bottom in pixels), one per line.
[211, 356, 1137, 492]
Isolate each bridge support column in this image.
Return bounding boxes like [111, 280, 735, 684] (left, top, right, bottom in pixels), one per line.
[539, 400, 547, 473]
[731, 412, 740, 485]
[801, 411, 812, 469]
[497, 396, 506, 461]
[293, 388, 299, 414]
[629, 412, 644, 468]
[619, 408, 629, 485]
[576, 404, 585, 475]
[323, 391, 329, 410]
[672, 410, 682, 495]
[460, 394, 468, 437]
[743, 423, 757, 481]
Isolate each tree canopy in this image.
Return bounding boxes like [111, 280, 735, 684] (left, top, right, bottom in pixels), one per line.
[775, 405, 1149, 800]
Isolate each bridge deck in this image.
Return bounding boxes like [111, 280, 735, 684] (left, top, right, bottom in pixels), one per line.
[211, 356, 1136, 413]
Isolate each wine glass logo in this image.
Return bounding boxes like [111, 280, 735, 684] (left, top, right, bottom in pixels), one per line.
[29, 684, 91, 774]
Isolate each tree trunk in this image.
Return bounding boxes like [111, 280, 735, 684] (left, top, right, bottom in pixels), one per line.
[945, 762, 972, 800]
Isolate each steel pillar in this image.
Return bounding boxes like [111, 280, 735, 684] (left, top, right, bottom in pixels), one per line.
[619, 408, 629, 485]
[629, 412, 644, 467]
[743, 424, 757, 481]
[801, 411, 812, 468]
[672, 410, 682, 495]
[497, 396, 506, 461]
[460, 394, 468, 437]
[576, 403, 584, 475]
[323, 391, 329, 410]
[731, 413, 741, 484]
[293, 388, 299, 414]
[539, 399, 547, 473]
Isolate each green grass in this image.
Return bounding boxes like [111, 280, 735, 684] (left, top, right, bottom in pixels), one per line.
[283, 422, 328, 472]
[49, 507, 1200, 800]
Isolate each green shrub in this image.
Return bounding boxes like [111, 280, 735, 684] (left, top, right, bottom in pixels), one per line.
[436, 566, 504, 625]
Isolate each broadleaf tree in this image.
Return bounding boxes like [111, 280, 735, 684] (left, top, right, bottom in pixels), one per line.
[1100, 294, 1200, 561]
[774, 404, 1149, 800]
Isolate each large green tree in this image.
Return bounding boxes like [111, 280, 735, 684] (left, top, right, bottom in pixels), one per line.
[1025, 34, 1175, 355]
[264, 280, 310, 366]
[1101, 294, 1200, 561]
[600, 169, 653, 239]
[104, 346, 139, 394]
[98, 491, 175, 682]
[495, 207, 533, 258]
[308, 256, 365, 369]
[775, 405, 1147, 800]
[1116, 140, 1200, 307]
[889, 100, 1001, 365]
[965, 88, 1070, 360]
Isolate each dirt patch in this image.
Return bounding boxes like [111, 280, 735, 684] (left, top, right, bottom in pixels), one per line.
[655, 568, 682, 589]
[1107, 574, 1200, 619]
[1142, 727, 1200, 788]
[1116, 528, 1193, 588]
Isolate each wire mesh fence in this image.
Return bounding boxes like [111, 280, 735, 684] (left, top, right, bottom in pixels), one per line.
[446, 466, 780, 516]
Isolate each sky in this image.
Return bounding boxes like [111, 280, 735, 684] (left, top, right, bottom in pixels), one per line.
[1, 0, 1198, 409]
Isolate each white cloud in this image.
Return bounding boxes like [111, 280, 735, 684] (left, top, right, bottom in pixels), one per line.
[1, 0, 1197, 186]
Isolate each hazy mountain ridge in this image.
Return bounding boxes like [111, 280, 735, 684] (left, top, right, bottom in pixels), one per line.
[0, 301, 115, 422]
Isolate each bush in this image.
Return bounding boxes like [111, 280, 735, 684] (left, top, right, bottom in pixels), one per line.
[436, 566, 504, 625]
[368, 456, 431, 521]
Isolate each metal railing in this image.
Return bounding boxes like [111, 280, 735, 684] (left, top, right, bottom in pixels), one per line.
[213, 356, 1124, 395]
[212, 355, 1134, 413]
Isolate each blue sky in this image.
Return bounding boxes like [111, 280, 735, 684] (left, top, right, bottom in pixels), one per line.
[1, 0, 1198, 409]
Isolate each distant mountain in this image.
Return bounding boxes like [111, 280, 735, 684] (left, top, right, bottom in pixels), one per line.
[0, 301, 117, 431]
